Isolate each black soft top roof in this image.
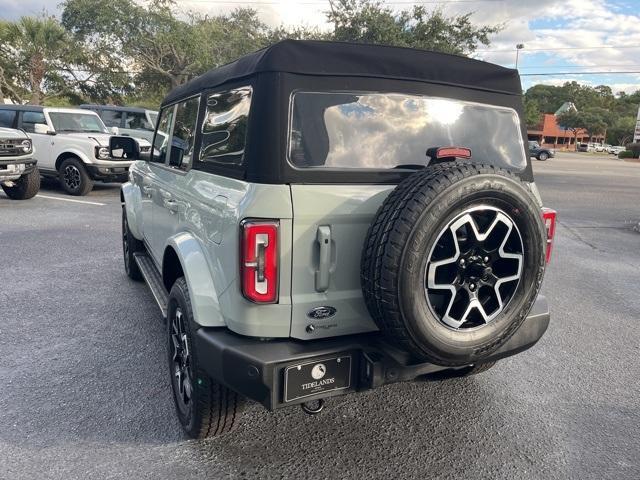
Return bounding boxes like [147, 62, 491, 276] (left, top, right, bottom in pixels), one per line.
[162, 40, 521, 106]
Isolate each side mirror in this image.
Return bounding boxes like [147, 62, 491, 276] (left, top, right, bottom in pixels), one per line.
[34, 123, 55, 135]
[109, 135, 140, 160]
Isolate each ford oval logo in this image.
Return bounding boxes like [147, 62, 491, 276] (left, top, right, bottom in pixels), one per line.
[307, 306, 337, 320]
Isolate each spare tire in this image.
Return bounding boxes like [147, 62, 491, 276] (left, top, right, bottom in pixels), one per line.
[361, 162, 546, 366]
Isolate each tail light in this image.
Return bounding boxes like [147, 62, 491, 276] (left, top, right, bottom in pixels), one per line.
[241, 220, 279, 303]
[541, 208, 557, 263]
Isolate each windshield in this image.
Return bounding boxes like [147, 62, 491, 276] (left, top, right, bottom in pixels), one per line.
[289, 92, 526, 171]
[49, 112, 108, 133]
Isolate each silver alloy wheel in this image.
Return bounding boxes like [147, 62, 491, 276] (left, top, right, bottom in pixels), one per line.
[170, 307, 193, 413]
[425, 205, 524, 329]
[63, 165, 81, 190]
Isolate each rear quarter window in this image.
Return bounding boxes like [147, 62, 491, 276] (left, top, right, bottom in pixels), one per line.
[0, 110, 16, 128]
[198, 87, 252, 167]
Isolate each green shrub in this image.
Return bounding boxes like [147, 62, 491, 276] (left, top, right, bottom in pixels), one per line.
[625, 142, 640, 156]
[618, 150, 637, 159]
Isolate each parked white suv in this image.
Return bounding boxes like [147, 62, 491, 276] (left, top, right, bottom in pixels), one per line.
[0, 105, 143, 195]
[0, 127, 39, 199]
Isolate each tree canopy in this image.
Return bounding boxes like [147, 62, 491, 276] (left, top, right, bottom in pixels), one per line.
[525, 82, 639, 145]
[0, 0, 501, 107]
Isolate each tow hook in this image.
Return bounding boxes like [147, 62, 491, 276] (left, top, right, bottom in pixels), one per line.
[301, 399, 324, 415]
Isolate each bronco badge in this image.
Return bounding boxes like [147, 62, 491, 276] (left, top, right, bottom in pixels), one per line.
[307, 306, 337, 320]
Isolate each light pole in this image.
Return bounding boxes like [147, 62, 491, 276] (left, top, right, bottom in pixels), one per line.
[515, 44, 524, 69]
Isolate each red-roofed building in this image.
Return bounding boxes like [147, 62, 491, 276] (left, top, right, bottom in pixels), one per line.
[527, 103, 605, 150]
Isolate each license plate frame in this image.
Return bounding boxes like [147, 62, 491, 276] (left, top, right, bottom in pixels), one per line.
[284, 355, 352, 403]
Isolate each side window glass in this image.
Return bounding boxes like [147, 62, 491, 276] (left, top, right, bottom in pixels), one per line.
[0, 110, 16, 128]
[101, 110, 122, 128]
[21, 111, 47, 133]
[125, 111, 153, 131]
[152, 106, 175, 164]
[199, 87, 251, 166]
[168, 97, 199, 171]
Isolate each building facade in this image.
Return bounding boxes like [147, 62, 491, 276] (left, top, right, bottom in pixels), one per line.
[527, 102, 605, 150]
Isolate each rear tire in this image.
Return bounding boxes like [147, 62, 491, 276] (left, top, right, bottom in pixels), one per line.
[168, 278, 245, 439]
[59, 157, 93, 196]
[537, 152, 548, 161]
[1, 167, 40, 200]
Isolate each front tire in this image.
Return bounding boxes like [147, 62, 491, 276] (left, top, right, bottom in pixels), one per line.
[59, 157, 93, 196]
[122, 208, 144, 281]
[537, 152, 549, 161]
[1, 167, 40, 200]
[168, 278, 245, 439]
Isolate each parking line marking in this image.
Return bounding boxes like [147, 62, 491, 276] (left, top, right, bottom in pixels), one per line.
[36, 194, 106, 206]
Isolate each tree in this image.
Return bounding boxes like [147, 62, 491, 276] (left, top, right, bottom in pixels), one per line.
[557, 110, 583, 145]
[1, 15, 69, 104]
[326, 0, 501, 54]
[580, 107, 610, 141]
[607, 116, 635, 146]
[524, 97, 541, 127]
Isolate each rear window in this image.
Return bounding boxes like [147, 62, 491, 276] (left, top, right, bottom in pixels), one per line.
[289, 92, 526, 170]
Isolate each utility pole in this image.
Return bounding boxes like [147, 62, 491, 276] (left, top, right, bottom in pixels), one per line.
[515, 44, 524, 69]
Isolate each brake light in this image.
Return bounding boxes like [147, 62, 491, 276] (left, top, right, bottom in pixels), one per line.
[241, 220, 279, 303]
[436, 147, 471, 159]
[542, 208, 557, 263]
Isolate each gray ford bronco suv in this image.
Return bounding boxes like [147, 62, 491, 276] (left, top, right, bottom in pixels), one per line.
[0, 127, 39, 200]
[115, 40, 557, 439]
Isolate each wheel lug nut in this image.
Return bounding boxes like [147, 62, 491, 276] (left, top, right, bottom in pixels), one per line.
[483, 256, 489, 263]
[459, 259, 465, 266]
[469, 283, 476, 291]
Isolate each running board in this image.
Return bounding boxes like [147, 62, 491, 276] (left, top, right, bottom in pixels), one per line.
[134, 252, 168, 318]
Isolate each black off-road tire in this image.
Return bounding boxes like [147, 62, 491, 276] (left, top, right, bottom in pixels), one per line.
[168, 278, 245, 439]
[361, 162, 546, 366]
[122, 207, 144, 281]
[1, 167, 40, 200]
[59, 157, 94, 196]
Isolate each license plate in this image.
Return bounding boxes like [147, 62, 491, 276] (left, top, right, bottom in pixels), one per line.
[284, 356, 351, 402]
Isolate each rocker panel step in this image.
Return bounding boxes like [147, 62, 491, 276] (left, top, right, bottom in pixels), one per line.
[134, 252, 169, 317]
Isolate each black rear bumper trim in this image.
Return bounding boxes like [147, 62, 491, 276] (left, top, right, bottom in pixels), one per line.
[195, 296, 550, 410]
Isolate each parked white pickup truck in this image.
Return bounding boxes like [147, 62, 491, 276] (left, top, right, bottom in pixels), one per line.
[0, 105, 147, 195]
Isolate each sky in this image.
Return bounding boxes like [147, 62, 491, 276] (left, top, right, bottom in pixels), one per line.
[1, 0, 639, 95]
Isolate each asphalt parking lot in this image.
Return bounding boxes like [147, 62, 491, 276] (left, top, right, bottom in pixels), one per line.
[1, 152, 639, 480]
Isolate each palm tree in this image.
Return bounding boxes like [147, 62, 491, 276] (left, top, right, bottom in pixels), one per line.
[5, 16, 67, 105]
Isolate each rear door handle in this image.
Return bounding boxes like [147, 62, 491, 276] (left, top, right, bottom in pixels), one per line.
[315, 226, 331, 292]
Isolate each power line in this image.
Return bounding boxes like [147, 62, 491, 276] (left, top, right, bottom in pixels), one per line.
[477, 45, 640, 53]
[520, 71, 640, 76]
[57, 67, 640, 77]
[519, 64, 640, 70]
[181, 0, 504, 3]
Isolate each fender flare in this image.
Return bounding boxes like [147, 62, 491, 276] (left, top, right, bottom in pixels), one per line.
[166, 233, 226, 327]
[55, 148, 92, 169]
[120, 182, 143, 240]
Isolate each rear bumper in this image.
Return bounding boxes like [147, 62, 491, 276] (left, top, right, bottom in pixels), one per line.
[196, 296, 550, 410]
